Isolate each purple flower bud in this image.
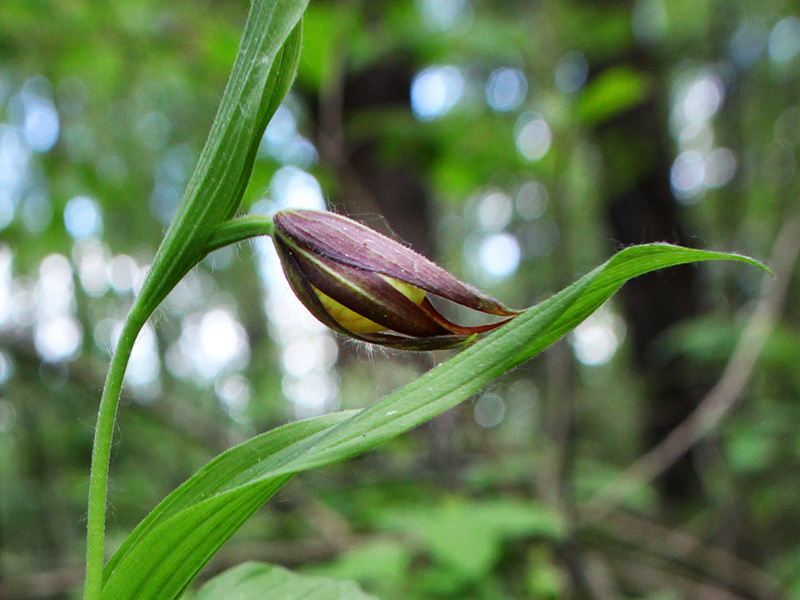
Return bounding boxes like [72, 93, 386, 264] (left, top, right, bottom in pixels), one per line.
[272, 209, 520, 350]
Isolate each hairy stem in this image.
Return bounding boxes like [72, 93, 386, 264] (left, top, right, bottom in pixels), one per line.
[80, 1, 304, 595]
[83, 313, 146, 600]
[203, 215, 274, 256]
[82, 215, 275, 600]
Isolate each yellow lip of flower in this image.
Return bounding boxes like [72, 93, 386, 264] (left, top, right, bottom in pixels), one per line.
[272, 209, 520, 351]
[314, 276, 427, 334]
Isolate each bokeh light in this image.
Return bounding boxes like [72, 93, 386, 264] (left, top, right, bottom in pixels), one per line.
[516, 180, 548, 221]
[631, 0, 667, 43]
[569, 308, 625, 366]
[0, 350, 13, 386]
[768, 16, 800, 63]
[260, 100, 318, 167]
[169, 307, 250, 383]
[555, 52, 588, 94]
[730, 19, 767, 68]
[415, 0, 472, 31]
[0, 245, 12, 329]
[64, 195, 103, 239]
[108, 254, 140, 294]
[704, 147, 737, 188]
[485, 68, 527, 112]
[124, 322, 161, 398]
[411, 66, 465, 121]
[22, 95, 59, 153]
[515, 112, 552, 161]
[251, 165, 340, 420]
[215, 372, 252, 421]
[73, 240, 110, 297]
[474, 393, 506, 428]
[478, 232, 521, 279]
[34, 315, 82, 363]
[670, 150, 706, 202]
[477, 191, 513, 230]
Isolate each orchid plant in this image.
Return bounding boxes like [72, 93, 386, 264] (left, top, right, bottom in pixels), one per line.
[80, 2, 767, 599]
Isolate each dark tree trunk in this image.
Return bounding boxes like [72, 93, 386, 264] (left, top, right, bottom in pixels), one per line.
[599, 87, 706, 501]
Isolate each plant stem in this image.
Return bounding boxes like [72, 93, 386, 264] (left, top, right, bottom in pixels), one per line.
[81, 215, 275, 600]
[82, 216, 275, 600]
[203, 215, 274, 256]
[83, 313, 145, 600]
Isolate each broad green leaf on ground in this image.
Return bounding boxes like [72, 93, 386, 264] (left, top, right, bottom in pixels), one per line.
[194, 563, 377, 600]
[307, 541, 413, 586]
[100, 244, 766, 600]
[377, 497, 564, 578]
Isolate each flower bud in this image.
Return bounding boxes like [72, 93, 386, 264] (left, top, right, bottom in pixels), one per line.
[272, 209, 520, 350]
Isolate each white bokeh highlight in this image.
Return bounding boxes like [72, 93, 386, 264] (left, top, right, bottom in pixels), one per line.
[411, 66, 465, 121]
[515, 112, 552, 161]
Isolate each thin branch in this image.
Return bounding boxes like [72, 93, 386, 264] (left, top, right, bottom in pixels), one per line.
[582, 552, 622, 600]
[583, 216, 800, 523]
[609, 553, 750, 600]
[592, 511, 787, 600]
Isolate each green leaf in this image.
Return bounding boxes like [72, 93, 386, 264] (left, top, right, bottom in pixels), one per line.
[84, 6, 306, 596]
[195, 563, 377, 600]
[101, 244, 765, 600]
[378, 498, 564, 577]
[101, 411, 357, 596]
[308, 541, 413, 585]
[576, 66, 651, 126]
[132, 3, 306, 326]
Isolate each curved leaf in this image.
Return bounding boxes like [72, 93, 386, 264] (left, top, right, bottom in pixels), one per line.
[133, 3, 307, 323]
[102, 412, 356, 581]
[101, 244, 765, 600]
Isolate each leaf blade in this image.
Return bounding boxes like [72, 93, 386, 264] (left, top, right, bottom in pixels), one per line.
[102, 411, 356, 582]
[102, 244, 765, 600]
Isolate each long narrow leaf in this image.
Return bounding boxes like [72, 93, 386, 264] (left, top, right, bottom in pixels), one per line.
[131, 1, 307, 322]
[102, 412, 356, 580]
[101, 245, 765, 600]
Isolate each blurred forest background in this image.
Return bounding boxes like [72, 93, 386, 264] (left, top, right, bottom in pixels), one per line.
[1, 0, 800, 598]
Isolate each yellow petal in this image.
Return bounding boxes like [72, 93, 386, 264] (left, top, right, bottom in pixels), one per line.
[313, 287, 388, 334]
[312, 276, 427, 335]
[380, 275, 426, 305]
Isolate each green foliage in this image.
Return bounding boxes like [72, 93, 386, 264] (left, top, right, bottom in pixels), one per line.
[307, 541, 414, 588]
[377, 497, 564, 577]
[193, 562, 377, 600]
[98, 242, 760, 600]
[576, 66, 652, 126]
[1, 0, 796, 599]
[83, 2, 309, 598]
[133, 4, 305, 321]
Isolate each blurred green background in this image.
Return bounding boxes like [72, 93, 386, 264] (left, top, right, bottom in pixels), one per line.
[1, 0, 799, 598]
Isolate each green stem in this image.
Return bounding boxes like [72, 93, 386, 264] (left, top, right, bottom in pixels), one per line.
[83, 312, 146, 600]
[202, 215, 274, 255]
[82, 215, 274, 600]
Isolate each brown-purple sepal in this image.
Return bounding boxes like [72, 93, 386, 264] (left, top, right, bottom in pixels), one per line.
[272, 210, 521, 317]
[272, 209, 520, 350]
[275, 235, 451, 337]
